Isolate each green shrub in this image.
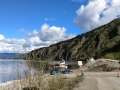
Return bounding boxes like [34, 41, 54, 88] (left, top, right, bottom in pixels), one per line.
[102, 52, 120, 60]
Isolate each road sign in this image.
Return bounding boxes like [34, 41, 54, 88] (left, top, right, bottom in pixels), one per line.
[78, 61, 82, 65]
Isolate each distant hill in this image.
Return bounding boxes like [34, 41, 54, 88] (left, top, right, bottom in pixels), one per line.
[25, 18, 120, 61]
[0, 53, 24, 59]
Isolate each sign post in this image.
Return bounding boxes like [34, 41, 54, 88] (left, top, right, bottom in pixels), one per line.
[78, 61, 82, 68]
[78, 61, 84, 76]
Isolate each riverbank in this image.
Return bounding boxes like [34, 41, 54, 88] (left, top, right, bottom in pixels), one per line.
[1, 71, 119, 90]
[0, 79, 20, 90]
[0, 70, 82, 90]
[0, 59, 119, 90]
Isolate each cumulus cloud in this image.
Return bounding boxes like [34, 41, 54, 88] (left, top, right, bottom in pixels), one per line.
[0, 34, 4, 40]
[25, 24, 76, 51]
[0, 24, 76, 53]
[74, 0, 120, 31]
[40, 24, 68, 41]
[0, 37, 25, 53]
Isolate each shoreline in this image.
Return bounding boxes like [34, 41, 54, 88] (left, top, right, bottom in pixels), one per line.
[0, 58, 119, 90]
[0, 71, 118, 90]
[0, 69, 79, 90]
[0, 79, 20, 85]
[0, 79, 21, 90]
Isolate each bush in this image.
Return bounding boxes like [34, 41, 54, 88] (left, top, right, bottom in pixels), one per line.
[102, 52, 120, 60]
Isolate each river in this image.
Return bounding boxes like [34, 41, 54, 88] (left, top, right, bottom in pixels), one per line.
[0, 59, 77, 83]
[0, 59, 34, 83]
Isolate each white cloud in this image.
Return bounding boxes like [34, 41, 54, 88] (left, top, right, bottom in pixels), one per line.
[0, 37, 25, 53]
[0, 24, 76, 53]
[25, 24, 76, 51]
[74, 0, 120, 31]
[40, 24, 67, 41]
[0, 34, 4, 40]
[29, 37, 41, 46]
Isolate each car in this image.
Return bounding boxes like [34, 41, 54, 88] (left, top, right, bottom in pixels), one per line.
[50, 69, 73, 75]
[62, 69, 73, 74]
[50, 69, 60, 75]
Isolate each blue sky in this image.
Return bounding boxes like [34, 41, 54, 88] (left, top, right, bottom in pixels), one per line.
[0, 0, 120, 53]
[0, 0, 86, 38]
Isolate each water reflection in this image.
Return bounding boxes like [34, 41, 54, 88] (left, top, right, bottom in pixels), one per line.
[0, 59, 78, 83]
[0, 59, 30, 83]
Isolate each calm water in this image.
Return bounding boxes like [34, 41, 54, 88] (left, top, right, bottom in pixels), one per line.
[0, 59, 35, 83]
[0, 59, 77, 83]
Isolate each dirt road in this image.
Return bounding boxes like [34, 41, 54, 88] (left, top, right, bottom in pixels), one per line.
[73, 72, 120, 90]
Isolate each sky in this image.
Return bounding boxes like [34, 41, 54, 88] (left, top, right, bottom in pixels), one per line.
[0, 0, 120, 53]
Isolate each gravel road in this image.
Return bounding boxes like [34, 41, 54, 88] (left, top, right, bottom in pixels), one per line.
[73, 72, 120, 90]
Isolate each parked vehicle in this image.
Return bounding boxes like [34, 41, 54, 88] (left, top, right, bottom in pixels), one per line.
[50, 69, 60, 75]
[61, 69, 73, 74]
[50, 59, 73, 75]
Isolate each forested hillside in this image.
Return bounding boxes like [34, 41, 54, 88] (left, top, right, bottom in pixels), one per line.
[25, 18, 120, 61]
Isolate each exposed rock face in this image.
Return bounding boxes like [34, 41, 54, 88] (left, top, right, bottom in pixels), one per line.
[25, 18, 120, 61]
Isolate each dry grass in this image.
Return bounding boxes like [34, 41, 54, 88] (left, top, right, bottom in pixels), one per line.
[0, 73, 83, 90]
